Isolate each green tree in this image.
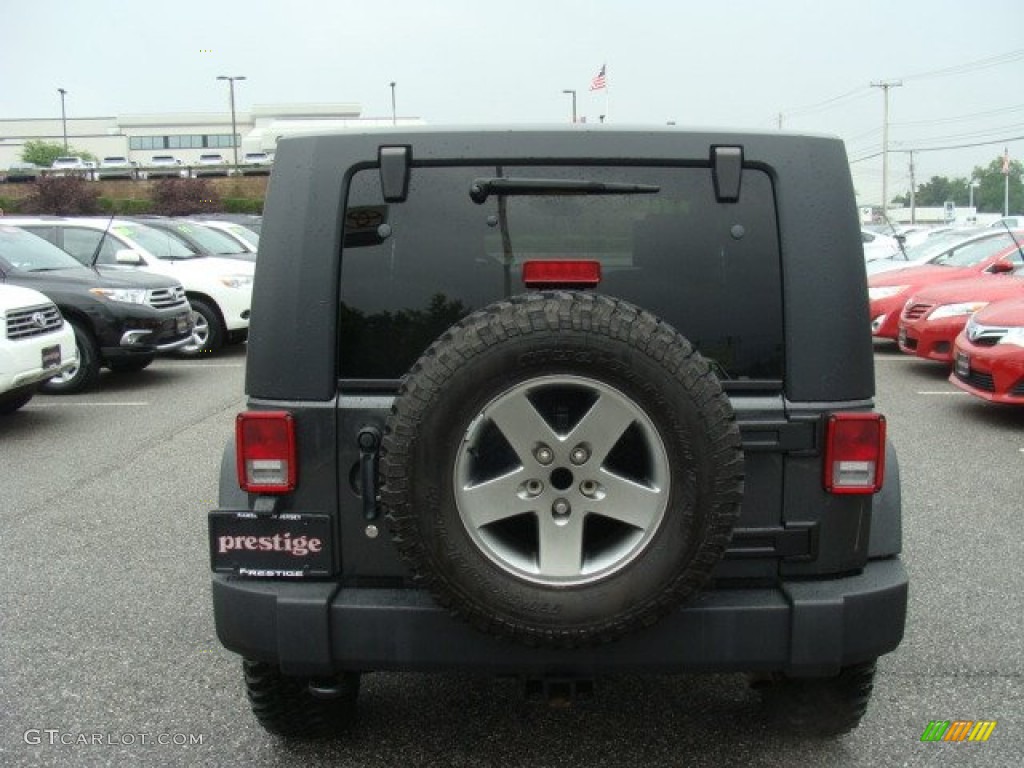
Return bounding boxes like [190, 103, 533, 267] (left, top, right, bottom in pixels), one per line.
[903, 175, 971, 207]
[20, 139, 97, 167]
[970, 155, 1024, 214]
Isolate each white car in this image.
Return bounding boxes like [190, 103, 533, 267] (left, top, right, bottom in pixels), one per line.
[98, 156, 139, 180]
[148, 155, 188, 179]
[193, 220, 259, 252]
[50, 156, 93, 179]
[861, 229, 901, 261]
[193, 154, 230, 177]
[2, 217, 254, 356]
[0, 284, 77, 413]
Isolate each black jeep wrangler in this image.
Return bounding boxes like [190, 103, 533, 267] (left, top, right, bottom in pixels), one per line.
[210, 127, 907, 738]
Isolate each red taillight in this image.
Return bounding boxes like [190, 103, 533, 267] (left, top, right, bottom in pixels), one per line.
[823, 413, 886, 494]
[236, 411, 297, 493]
[523, 259, 601, 289]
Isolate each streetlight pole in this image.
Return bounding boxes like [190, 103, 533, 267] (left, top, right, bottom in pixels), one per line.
[968, 179, 980, 216]
[57, 88, 68, 152]
[217, 75, 246, 167]
[390, 82, 397, 126]
[562, 89, 577, 124]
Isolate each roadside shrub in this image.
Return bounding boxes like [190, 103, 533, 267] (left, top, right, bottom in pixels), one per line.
[20, 177, 101, 215]
[98, 197, 154, 215]
[151, 178, 224, 215]
[0, 196, 26, 214]
[223, 197, 263, 214]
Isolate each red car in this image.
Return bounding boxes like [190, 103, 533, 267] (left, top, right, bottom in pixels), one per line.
[868, 231, 1023, 339]
[897, 267, 1024, 363]
[950, 298, 1024, 404]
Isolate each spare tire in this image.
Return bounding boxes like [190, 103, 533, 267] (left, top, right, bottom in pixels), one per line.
[381, 291, 743, 647]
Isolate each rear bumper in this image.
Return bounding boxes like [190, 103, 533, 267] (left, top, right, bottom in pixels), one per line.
[212, 558, 908, 678]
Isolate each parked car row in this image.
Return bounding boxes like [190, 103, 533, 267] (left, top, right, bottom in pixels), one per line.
[868, 224, 1024, 405]
[0, 216, 257, 403]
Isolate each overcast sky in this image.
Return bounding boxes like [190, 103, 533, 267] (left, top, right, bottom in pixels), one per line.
[3, 0, 1022, 203]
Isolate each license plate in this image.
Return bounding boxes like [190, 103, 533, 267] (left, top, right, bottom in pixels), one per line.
[955, 352, 970, 378]
[209, 512, 332, 578]
[42, 345, 61, 369]
[176, 314, 191, 334]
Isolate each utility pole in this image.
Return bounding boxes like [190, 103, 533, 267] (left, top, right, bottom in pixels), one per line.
[777, 112, 783, 130]
[871, 80, 902, 217]
[390, 82, 397, 126]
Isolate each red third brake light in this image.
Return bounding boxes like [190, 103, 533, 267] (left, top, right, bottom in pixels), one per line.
[824, 413, 886, 494]
[523, 260, 602, 289]
[236, 411, 297, 493]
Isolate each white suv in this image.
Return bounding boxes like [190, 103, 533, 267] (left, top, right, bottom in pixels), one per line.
[0, 284, 77, 413]
[4, 217, 254, 356]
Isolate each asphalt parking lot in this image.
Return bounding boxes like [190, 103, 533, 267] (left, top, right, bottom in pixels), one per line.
[1, 342, 1021, 767]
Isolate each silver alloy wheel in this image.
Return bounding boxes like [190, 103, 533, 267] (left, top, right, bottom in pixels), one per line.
[183, 309, 209, 353]
[453, 375, 670, 587]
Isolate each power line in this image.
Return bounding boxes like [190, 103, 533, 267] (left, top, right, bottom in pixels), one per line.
[898, 48, 1024, 82]
[850, 133, 1024, 163]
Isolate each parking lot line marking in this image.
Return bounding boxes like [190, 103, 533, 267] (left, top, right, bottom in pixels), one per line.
[164, 364, 244, 368]
[31, 401, 150, 407]
[915, 391, 969, 396]
[874, 357, 919, 362]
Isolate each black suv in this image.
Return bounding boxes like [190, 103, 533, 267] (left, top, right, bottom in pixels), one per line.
[0, 225, 193, 392]
[210, 128, 907, 738]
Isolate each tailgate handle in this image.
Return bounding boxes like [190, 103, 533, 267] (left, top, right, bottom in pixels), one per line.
[357, 426, 382, 520]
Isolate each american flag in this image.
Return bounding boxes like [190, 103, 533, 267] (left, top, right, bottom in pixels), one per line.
[590, 64, 607, 91]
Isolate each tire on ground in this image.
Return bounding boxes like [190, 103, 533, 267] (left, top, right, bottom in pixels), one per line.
[243, 660, 360, 738]
[179, 298, 224, 357]
[381, 291, 744, 648]
[754, 660, 877, 737]
[41, 322, 100, 394]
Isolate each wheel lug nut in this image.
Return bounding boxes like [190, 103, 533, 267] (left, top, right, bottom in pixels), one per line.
[552, 498, 571, 518]
[535, 446, 554, 465]
[580, 480, 597, 496]
[570, 445, 590, 465]
[526, 479, 543, 495]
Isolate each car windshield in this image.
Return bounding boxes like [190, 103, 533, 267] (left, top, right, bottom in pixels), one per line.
[175, 222, 248, 255]
[217, 223, 259, 247]
[112, 223, 199, 259]
[0, 226, 88, 272]
[930, 233, 1022, 267]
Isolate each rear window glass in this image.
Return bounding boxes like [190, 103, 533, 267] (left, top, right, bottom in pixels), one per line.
[339, 164, 783, 383]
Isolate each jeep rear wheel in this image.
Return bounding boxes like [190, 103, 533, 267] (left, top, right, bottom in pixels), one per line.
[754, 660, 877, 737]
[382, 292, 744, 647]
[243, 660, 360, 738]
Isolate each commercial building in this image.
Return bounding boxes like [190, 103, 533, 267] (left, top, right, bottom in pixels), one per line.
[0, 104, 424, 167]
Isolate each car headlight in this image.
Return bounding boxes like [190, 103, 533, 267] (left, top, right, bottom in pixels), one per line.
[997, 327, 1024, 347]
[868, 285, 908, 301]
[928, 301, 988, 320]
[89, 287, 148, 305]
[218, 275, 254, 289]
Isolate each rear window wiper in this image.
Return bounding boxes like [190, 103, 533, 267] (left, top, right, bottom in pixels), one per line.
[470, 177, 660, 204]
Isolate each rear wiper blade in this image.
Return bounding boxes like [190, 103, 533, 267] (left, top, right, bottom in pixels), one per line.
[470, 178, 660, 204]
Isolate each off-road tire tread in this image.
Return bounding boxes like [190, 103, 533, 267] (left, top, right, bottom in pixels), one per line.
[382, 291, 744, 648]
[243, 659, 359, 738]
